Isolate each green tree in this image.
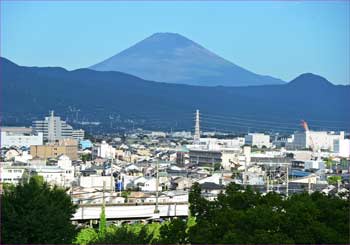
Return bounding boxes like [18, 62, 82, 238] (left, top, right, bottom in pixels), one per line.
[187, 182, 349, 244]
[121, 190, 131, 203]
[214, 162, 221, 171]
[327, 175, 341, 185]
[81, 153, 91, 163]
[74, 228, 98, 245]
[325, 158, 335, 168]
[99, 204, 107, 237]
[1, 176, 78, 244]
[94, 224, 154, 244]
[159, 218, 188, 244]
[189, 182, 207, 218]
[340, 159, 348, 167]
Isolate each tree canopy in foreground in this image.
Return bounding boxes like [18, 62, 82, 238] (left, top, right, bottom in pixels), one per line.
[1, 176, 78, 244]
[1, 176, 348, 244]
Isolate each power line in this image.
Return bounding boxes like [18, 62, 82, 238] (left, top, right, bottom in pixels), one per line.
[201, 113, 349, 129]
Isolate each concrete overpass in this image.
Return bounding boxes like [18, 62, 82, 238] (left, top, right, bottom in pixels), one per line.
[72, 202, 189, 221]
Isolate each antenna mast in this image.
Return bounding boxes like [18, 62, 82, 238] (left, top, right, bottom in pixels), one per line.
[194, 109, 200, 144]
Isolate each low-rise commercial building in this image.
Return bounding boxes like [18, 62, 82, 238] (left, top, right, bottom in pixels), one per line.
[0, 163, 27, 185]
[189, 148, 237, 169]
[245, 133, 271, 148]
[29, 166, 66, 186]
[30, 139, 78, 160]
[79, 175, 113, 190]
[72, 129, 85, 141]
[1, 127, 43, 147]
[334, 139, 350, 158]
[291, 131, 344, 151]
[92, 141, 115, 159]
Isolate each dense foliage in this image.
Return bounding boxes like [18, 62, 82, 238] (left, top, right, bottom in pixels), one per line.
[188, 182, 349, 244]
[74, 222, 163, 244]
[1, 176, 78, 244]
[327, 175, 342, 185]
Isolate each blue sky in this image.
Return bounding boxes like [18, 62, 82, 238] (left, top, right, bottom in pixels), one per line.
[1, 1, 349, 84]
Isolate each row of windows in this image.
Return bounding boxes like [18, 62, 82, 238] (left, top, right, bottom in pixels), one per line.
[6, 169, 23, 173]
[0, 178, 21, 181]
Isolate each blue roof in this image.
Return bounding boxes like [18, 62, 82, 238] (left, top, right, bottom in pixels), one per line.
[291, 170, 311, 177]
[80, 139, 93, 149]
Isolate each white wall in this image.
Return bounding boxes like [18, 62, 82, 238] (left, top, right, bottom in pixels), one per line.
[334, 139, 350, 158]
[1, 132, 43, 147]
[80, 175, 113, 189]
[31, 166, 65, 186]
[293, 131, 344, 151]
[92, 141, 116, 159]
[141, 178, 157, 192]
[14, 151, 33, 163]
[245, 133, 270, 148]
[0, 166, 26, 185]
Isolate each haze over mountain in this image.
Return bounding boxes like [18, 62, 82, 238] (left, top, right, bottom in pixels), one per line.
[89, 33, 285, 87]
[2, 57, 349, 133]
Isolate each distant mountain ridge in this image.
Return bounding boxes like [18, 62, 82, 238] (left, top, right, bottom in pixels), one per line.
[89, 32, 285, 87]
[1, 57, 349, 132]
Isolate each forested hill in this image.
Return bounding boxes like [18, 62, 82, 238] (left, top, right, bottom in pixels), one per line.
[1, 57, 349, 132]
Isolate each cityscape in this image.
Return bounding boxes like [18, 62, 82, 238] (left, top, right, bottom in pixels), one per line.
[1, 1, 349, 244]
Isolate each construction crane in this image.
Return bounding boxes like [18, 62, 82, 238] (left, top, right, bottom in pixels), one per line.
[301, 120, 320, 160]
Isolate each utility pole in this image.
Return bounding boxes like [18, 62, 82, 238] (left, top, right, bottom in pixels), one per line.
[270, 169, 274, 192]
[116, 154, 121, 197]
[267, 175, 270, 193]
[308, 176, 312, 195]
[243, 146, 251, 189]
[212, 157, 214, 175]
[154, 159, 159, 214]
[103, 181, 106, 206]
[110, 158, 114, 192]
[244, 162, 248, 188]
[286, 164, 289, 197]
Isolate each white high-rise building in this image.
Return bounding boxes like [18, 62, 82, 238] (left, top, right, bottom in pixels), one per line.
[33, 111, 84, 142]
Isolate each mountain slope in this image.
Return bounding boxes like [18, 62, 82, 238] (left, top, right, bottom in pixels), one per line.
[89, 33, 284, 87]
[1, 57, 349, 133]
